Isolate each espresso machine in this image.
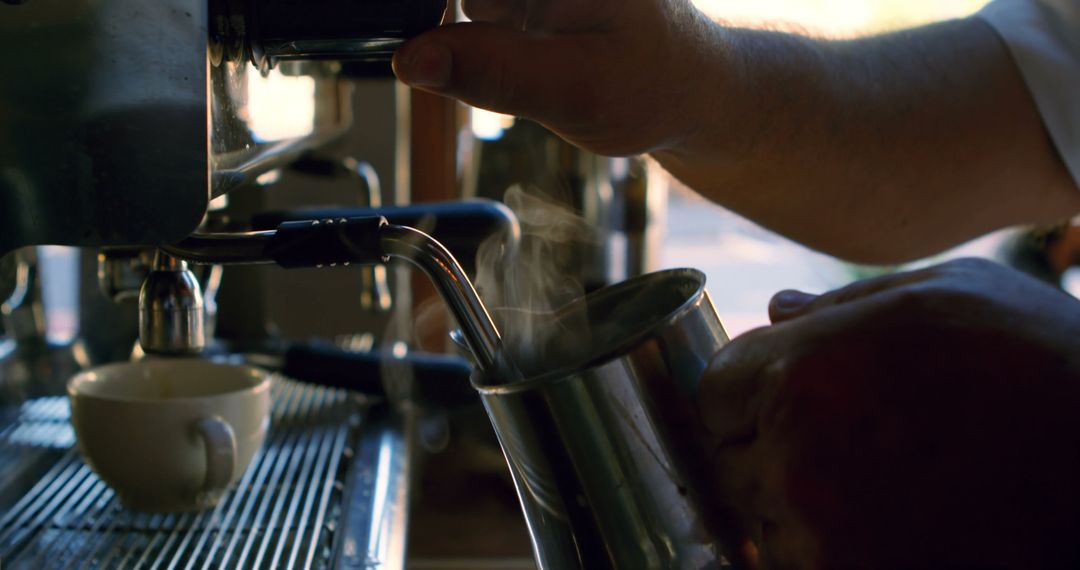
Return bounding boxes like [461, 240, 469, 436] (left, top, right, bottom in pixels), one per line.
[0, 0, 720, 567]
[0, 1, 517, 568]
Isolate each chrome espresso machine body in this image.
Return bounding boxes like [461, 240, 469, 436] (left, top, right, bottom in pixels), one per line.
[0, 1, 463, 568]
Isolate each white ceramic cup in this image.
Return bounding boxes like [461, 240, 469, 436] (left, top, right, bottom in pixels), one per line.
[67, 359, 271, 512]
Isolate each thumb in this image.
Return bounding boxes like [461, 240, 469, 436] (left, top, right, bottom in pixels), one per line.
[768, 290, 818, 324]
[392, 22, 599, 122]
[768, 266, 939, 323]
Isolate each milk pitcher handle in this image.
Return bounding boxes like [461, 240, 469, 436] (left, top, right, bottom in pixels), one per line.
[195, 416, 237, 497]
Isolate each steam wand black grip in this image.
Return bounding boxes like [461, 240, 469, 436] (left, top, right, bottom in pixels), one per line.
[264, 216, 388, 269]
[252, 199, 519, 273]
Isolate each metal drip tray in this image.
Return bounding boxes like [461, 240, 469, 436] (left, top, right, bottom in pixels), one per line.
[0, 377, 410, 569]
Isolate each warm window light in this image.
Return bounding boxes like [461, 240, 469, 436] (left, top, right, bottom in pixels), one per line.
[470, 107, 516, 141]
[247, 68, 316, 142]
[456, 2, 518, 140]
[37, 246, 80, 345]
[1065, 269, 1080, 299]
[693, 0, 990, 36]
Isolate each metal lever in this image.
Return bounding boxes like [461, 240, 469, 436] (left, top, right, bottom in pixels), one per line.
[138, 250, 206, 355]
[1, 249, 40, 342]
[161, 216, 510, 377]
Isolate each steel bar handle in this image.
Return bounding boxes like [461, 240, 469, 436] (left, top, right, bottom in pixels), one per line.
[163, 217, 511, 378]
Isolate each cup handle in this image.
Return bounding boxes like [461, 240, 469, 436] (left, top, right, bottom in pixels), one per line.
[195, 416, 236, 496]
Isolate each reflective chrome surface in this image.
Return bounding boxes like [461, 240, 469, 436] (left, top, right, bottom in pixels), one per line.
[379, 225, 507, 380]
[161, 221, 511, 377]
[209, 61, 354, 198]
[1, 249, 128, 406]
[0, 250, 40, 403]
[138, 252, 206, 355]
[164, 230, 278, 265]
[333, 405, 413, 570]
[472, 270, 743, 569]
[97, 249, 154, 303]
[1, 251, 36, 342]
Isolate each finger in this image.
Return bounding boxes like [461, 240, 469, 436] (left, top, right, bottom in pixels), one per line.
[463, 0, 615, 31]
[697, 327, 780, 446]
[523, 0, 618, 32]
[696, 328, 786, 527]
[767, 290, 817, 324]
[705, 441, 769, 515]
[757, 521, 784, 570]
[461, 0, 524, 26]
[393, 23, 602, 123]
[769, 266, 939, 322]
[757, 520, 811, 570]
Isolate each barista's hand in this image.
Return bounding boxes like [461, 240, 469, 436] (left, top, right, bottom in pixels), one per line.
[392, 0, 719, 156]
[698, 258, 1080, 569]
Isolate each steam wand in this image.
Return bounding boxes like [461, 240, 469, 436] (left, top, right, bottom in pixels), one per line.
[155, 216, 513, 378]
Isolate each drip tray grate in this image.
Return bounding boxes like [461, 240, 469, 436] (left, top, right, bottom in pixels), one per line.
[0, 378, 370, 570]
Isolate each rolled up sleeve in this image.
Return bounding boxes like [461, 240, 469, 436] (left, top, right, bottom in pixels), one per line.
[979, 0, 1080, 187]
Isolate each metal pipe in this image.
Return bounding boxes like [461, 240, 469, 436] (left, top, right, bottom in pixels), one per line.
[378, 225, 505, 378]
[158, 221, 512, 378]
[162, 230, 277, 265]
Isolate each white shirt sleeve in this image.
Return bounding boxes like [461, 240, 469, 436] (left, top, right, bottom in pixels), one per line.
[978, 0, 1080, 187]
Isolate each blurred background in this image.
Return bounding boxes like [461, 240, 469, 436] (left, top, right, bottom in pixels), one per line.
[659, 0, 1080, 337]
[694, 0, 989, 35]
[660, 0, 993, 337]
[6, 1, 1079, 568]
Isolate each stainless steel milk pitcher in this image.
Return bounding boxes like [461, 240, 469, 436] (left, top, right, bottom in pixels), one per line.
[158, 213, 741, 568]
[472, 269, 739, 569]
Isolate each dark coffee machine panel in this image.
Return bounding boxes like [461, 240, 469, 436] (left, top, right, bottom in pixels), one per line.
[0, 0, 211, 258]
[0, 0, 446, 258]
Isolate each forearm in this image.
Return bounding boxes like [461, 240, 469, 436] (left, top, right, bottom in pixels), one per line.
[656, 17, 1080, 264]
[393, 2, 1080, 263]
